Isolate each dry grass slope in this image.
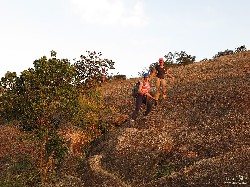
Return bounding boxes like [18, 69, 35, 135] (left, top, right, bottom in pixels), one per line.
[0, 51, 249, 186]
[81, 51, 250, 186]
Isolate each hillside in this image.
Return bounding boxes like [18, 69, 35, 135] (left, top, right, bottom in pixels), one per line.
[0, 51, 249, 186]
[80, 51, 250, 186]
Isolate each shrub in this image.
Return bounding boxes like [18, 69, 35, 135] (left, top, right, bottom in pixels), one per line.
[112, 74, 127, 80]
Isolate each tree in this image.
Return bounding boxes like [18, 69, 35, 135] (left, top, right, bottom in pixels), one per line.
[175, 51, 196, 65]
[235, 45, 247, 53]
[0, 71, 19, 120]
[164, 52, 176, 65]
[0, 51, 80, 182]
[213, 49, 234, 58]
[0, 50, 117, 183]
[212, 45, 247, 58]
[74, 51, 115, 91]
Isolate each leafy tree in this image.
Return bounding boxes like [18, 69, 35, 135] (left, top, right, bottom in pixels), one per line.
[74, 51, 115, 91]
[235, 45, 247, 53]
[213, 49, 234, 58]
[0, 51, 79, 182]
[164, 52, 176, 65]
[0, 71, 19, 120]
[175, 51, 196, 65]
[0, 50, 117, 183]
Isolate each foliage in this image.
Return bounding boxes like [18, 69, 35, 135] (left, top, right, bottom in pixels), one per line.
[74, 88, 109, 138]
[213, 45, 247, 58]
[0, 49, 116, 183]
[0, 71, 19, 121]
[112, 74, 127, 80]
[213, 49, 234, 58]
[156, 160, 176, 178]
[234, 45, 247, 53]
[0, 49, 117, 184]
[0, 155, 40, 187]
[201, 58, 208, 62]
[175, 51, 196, 65]
[74, 51, 115, 91]
[0, 51, 79, 182]
[163, 52, 177, 66]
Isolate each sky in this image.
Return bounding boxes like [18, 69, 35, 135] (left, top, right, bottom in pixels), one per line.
[1, 0, 250, 78]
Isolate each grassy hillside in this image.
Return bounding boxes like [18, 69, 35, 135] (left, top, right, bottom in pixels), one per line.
[0, 51, 249, 186]
[81, 51, 250, 186]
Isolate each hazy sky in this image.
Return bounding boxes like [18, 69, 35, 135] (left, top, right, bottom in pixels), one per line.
[1, 0, 249, 78]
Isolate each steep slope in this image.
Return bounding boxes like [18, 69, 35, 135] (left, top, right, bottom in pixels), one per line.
[80, 51, 250, 186]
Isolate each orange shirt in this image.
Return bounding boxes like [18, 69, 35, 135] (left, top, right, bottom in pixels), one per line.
[140, 80, 150, 95]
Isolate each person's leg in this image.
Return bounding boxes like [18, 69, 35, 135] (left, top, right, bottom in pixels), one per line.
[162, 79, 167, 99]
[131, 94, 143, 120]
[144, 97, 153, 116]
[155, 78, 161, 101]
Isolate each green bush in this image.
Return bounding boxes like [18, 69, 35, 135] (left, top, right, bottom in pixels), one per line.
[0, 51, 80, 182]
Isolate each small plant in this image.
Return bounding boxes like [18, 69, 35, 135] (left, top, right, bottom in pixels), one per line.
[156, 157, 177, 178]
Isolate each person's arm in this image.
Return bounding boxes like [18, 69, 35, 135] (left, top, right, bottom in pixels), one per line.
[144, 92, 156, 100]
[149, 68, 156, 79]
[166, 69, 174, 82]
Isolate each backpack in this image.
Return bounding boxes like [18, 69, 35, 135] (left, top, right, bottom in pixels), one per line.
[131, 81, 140, 98]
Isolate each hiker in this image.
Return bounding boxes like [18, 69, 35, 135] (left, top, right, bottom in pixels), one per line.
[131, 73, 155, 122]
[150, 57, 174, 105]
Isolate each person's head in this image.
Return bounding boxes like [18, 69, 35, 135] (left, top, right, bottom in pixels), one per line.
[159, 58, 164, 64]
[143, 72, 150, 80]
